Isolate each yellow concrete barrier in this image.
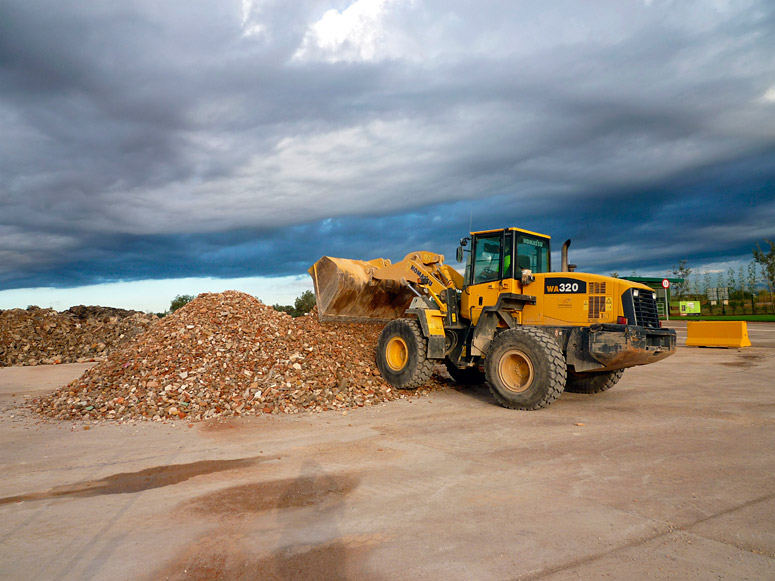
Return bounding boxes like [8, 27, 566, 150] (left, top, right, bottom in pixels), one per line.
[686, 321, 752, 348]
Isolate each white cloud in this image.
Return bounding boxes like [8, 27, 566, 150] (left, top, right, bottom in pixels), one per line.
[240, 0, 266, 38]
[294, 0, 414, 62]
[760, 86, 775, 103]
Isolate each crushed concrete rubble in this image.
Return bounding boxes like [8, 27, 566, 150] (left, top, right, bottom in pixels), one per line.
[1, 306, 157, 367]
[34, 291, 446, 422]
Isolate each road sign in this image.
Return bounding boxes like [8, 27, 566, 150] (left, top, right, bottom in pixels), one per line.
[662, 279, 670, 289]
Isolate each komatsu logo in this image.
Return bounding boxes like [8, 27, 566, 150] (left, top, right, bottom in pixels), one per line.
[544, 277, 587, 294]
[411, 265, 423, 277]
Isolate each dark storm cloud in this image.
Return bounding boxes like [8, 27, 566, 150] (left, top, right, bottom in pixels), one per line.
[4, 145, 773, 290]
[1, 0, 774, 290]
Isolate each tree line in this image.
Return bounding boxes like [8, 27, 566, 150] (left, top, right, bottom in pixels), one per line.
[669, 240, 775, 315]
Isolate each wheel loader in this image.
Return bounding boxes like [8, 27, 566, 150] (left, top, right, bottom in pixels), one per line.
[308, 227, 676, 410]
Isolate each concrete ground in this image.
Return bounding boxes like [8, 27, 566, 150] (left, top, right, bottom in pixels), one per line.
[1, 326, 774, 580]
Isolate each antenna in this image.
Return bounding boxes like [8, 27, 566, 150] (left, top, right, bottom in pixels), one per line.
[469, 210, 473, 234]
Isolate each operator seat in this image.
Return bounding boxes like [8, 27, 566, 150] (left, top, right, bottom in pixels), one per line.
[516, 256, 531, 277]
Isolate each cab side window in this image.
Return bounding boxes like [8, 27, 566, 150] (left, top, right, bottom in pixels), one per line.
[501, 232, 513, 279]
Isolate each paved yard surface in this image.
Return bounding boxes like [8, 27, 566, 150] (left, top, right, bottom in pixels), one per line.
[1, 331, 774, 580]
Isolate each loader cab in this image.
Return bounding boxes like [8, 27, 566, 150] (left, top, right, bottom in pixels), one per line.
[461, 228, 551, 325]
[464, 228, 551, 287]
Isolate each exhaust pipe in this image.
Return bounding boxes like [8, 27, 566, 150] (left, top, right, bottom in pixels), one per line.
[561, 239, 570, 272]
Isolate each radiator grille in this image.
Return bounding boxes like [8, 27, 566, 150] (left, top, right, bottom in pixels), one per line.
[589, 282, 607, 295]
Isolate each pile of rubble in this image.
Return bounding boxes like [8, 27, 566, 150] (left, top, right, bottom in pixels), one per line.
[34, 291, 446, 422]
[0, 306, 158, 367]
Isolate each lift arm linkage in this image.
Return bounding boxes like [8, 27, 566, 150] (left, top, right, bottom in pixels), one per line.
[367, 251, 463, 312]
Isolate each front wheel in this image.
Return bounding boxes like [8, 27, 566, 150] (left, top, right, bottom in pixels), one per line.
[376, 319, 434, 389]
[565, 368, 624, 394]
[484, 328, 566, 410]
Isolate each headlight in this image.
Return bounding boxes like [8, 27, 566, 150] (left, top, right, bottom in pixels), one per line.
[633, 290, 639, 297]
[652, 292, 657, 300]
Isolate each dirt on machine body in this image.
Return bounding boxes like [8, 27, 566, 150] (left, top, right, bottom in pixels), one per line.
[310, 226, 676, 410]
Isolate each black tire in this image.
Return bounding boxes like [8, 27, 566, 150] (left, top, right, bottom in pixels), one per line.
[484, 327, 566, 410]
[565, 368, 624, 394]
[445, 360, 486, 385]
[376, 319, 434, 389]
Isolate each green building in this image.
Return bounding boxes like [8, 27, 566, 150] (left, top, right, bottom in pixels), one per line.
[622, 276, 685, 319]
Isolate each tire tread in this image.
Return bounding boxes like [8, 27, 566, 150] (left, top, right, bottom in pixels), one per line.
[376, 319, 434, 389]
[565, 368, 624, 394]
[404, 319, 434, 389]
[485, 327, 566, 410]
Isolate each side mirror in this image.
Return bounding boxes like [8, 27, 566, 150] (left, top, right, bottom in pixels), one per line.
[456, 246, 464, 263]
[459, 237, 469, 247]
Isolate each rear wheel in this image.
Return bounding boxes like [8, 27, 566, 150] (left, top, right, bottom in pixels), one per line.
[376, 319, 434, 389]
[484, 327, 566, 410]
[445, 361, 486, 385]
[565, 368, 624, 394]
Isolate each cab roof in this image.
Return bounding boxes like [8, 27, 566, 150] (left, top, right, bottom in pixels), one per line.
[470, 227, 551, 239]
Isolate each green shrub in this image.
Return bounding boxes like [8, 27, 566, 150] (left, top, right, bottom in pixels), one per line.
[272, 290, 316, 318]
[170, 294, 195, 313]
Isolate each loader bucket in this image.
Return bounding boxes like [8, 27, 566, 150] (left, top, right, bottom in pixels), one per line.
[308, 256, 416, 323]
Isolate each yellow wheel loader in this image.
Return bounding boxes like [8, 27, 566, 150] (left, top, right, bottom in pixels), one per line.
[309, 227, 676, 410]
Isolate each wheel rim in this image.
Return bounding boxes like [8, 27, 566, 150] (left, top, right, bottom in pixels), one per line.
[498, 349, 534, 393]
[385, 337, 409, 371]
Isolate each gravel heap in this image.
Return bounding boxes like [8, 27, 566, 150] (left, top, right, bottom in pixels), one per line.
[1, 306, 158, 367]
[34, 291, 445, 422]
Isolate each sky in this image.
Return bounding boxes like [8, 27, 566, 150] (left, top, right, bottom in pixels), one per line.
[1, 0, 774, 312]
